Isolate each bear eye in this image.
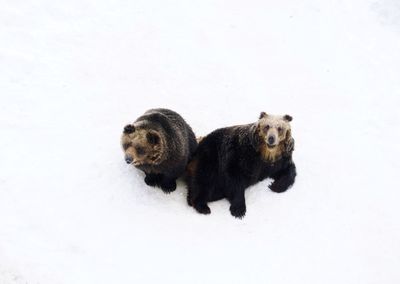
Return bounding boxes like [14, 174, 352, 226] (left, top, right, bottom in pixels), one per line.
[135, 146, 145, 156]
[264, 125, 270, 131]
[122, 142, 132, 150]
[278, 127, 283, 133]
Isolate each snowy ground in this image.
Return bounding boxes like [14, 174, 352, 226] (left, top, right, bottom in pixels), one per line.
[1, 0, 400, 283]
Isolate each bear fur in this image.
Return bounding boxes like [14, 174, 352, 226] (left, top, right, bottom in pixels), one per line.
[121, 108, 197, 193]
[186, 112, 296, 218]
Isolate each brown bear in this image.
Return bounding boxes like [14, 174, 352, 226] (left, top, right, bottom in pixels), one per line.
[121, 108, 197, 193]
[186, 112, 296, 218]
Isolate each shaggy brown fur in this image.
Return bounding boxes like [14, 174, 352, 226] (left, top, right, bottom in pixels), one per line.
[186, 112, 296, 218]
[121, 108, 197, 193]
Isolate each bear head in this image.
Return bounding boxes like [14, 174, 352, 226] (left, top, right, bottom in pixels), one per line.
[257, 112, 293, 161]
[121, 124, 165, 166]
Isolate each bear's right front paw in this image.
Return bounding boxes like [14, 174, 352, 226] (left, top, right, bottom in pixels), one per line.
[144, 175, 158, 187]
[230, 204, 246, 219]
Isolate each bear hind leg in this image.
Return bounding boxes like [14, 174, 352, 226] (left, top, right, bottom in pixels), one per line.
[188, 183, 211, 215]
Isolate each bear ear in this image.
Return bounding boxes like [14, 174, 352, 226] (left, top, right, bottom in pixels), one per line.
[123, 124, 135, 134]
[259, 112, 268, 119]
[283, 115, 293, 122]
[146, 131, 160, 145]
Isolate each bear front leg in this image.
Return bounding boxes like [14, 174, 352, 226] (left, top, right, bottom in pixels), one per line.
[283, 137, 295, 158]
[144, 173, 162, 187]
[269, 163, 297, 193]
[159, 176, 177, 193]
[229, 187, 246, 219]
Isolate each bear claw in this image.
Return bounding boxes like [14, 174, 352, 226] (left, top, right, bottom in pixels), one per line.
[230, 204, 246, 219]
[160, 181, 177, 193]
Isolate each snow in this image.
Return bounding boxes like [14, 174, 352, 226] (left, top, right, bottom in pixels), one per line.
[1, 0, 400, 283]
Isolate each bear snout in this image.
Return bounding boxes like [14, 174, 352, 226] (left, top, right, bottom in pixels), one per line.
[125, 155, 133, 164]
[267, 135, 276, 146]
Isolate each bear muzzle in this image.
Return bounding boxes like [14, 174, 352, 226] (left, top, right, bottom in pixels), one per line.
[266, 135, 278, 148]
[125, 155, 133, 164]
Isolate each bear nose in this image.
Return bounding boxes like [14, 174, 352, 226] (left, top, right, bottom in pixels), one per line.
[125, 156, 133, 164]
[267, 136, 275, 145]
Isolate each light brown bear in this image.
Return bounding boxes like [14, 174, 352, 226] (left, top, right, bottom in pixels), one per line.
[121, 108, 197, 193]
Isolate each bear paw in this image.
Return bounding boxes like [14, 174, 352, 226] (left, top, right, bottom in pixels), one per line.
[269, 180, 289, 193]
[160, 180, 177, 193]
[283, 137, 295, 156]
[194, 203, 211, 215]
[144, 175, 158, 187]
[230, 204, 246, 219]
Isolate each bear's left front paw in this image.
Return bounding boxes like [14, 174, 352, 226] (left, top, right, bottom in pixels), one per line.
[284, 137, 295, 156]
[269, 180, 289, 193]
[160, 180, 177, 193]
[230, 204, 246, 219]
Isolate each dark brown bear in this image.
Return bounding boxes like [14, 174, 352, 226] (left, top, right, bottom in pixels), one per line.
[121, 108, 197, 193]
[186, 112, 296, 218]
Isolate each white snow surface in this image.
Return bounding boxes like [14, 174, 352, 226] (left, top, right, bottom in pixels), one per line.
[1, 0, 400, 283]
